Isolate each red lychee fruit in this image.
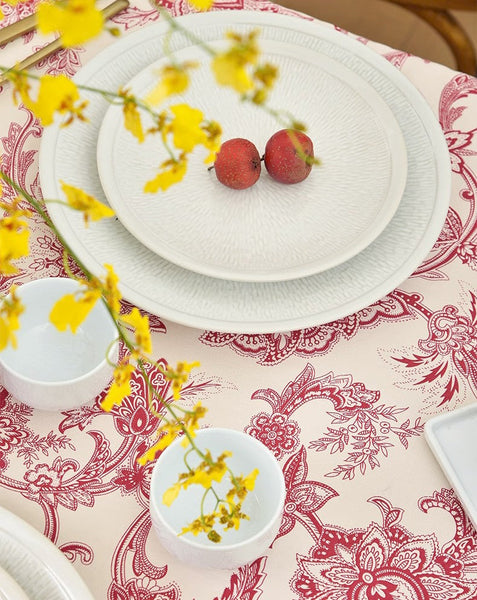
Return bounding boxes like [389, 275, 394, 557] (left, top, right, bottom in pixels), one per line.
[212, 138, 261, 190]
[264, 129, 315, 184]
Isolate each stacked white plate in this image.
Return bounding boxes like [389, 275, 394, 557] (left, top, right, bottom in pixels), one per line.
[0, 506, 94, 599]
[39, 11, 451, 333]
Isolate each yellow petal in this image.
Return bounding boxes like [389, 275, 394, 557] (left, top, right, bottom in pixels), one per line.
[37, 0, 104, 47]
[187, 0, 214, 10]
[163, 482, 181, 506]
[49, 290, 100, 333]
[144, 159, 187, 193]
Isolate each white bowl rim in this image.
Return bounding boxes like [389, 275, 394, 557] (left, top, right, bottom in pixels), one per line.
[150, 427, 286, 552]
[0, 277, 118, 386]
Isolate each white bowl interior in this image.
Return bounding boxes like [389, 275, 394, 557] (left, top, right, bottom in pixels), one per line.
[0, 278, 117, 383]
[150, 428, 285, 549]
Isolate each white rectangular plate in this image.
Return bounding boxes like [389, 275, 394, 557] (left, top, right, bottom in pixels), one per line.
[425, 403, 477, 530]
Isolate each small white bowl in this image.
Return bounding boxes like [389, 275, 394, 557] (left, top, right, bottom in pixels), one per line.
[0, 277, 118, 411]
[150, 427, 285, 570]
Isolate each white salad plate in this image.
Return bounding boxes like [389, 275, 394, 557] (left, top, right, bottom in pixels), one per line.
[39, 11, 451, 333]
[425, 403, 477, 531]
[0, 505, 94, 600]
[0, 565, 29, 600]
[97, 38, 407, 282]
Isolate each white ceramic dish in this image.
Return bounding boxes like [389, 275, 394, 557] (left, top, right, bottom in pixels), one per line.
[0, 278, 118, 411]
[150, 428, 286, 569]
[0, 505, 94, 600]
[39, 11, 451, 333]
[0, 565, 29, 600]
[425, 403, 477, 530]
[97, 39, 407, 282]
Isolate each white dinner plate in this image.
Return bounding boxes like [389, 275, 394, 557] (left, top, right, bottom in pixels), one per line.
[39, 11, 450, 333]
[0, 506, 94, 600]
[0, 565, 29, 600]
[425, 403, 477, 530]
[96, 38, 407, 281]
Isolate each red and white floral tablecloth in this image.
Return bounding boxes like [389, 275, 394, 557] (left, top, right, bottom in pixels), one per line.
[1, 0, 477, 598]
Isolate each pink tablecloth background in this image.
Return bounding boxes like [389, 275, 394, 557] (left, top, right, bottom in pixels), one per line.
[1, 1, 477, 598]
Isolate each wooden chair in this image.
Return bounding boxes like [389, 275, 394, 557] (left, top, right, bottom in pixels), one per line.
[381, 0, 477, 74]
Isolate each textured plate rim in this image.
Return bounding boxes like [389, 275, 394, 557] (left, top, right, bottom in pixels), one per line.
[0, 506, 94, 600]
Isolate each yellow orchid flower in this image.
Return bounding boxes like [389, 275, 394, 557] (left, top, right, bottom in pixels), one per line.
[49, 286, 101, 333]
[119, 91, 145, 143]
[0, 197, 32, 274]
[163, 482, 181, 506]
[101, 361, 136, 411]
[60, 181, 114, 225]
[37, 0, 104, 47]
[167, 104, 207, 153]
[18, 74, 88, 127]
[121, 307, 152, 355]
[103, 263, 121, 315]
[164, 360, 200, 400]
[212, 53, 253, 94]
[186, 0, 214, 11]
[0, 286, 24, 351]
[144, 157, 187, 193]
[145, 63, 197, 106]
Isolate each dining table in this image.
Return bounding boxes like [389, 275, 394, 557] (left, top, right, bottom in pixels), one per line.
[1, 0, 477, 598]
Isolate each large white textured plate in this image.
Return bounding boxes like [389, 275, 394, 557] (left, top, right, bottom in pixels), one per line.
[39, 11, 450, 333]
[0, 565, 29, 600]
[0, 506, 94, 600]
[96, 39, 407, 281]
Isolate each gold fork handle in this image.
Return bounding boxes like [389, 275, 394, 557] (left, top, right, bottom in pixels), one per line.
[0, 0, 130, 85]
[0, 14, 37, 47]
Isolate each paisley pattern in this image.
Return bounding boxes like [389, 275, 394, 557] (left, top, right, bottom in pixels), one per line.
[1, 0, 477, 597]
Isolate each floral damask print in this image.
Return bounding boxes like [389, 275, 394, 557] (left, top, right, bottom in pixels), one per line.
[247, 412, 300, 459]
[107, 510, 180, 600]
[0, 389, 74, 470]
[246, 364, 421, 478]
[385, 289, 477, 412]
[277, 446, 337, 544]
[309, 407, 423, 480]
[200, 292, 415, 365]
[291, 493, 477, 600]
[414, 74, 477, 279]
[213, 557, 267, 600]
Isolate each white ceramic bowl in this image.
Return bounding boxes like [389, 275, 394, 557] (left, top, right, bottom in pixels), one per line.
[150, 427, 285, 570]
[0, 277, 118, 411]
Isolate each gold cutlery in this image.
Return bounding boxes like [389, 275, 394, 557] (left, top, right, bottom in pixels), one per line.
[0, 0, 130, 85]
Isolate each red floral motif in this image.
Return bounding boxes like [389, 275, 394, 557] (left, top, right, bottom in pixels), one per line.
[246, 364, 421, 478]
[111, 441, 153, 502]
[414, 74, 477, 279]
[247, 412, 299, 459]
[107, 510, 179, 600]
[111, 5, 159, 29]
[291, 494, 477, 600]
[277, 446, 337, 544]
[34, 45, 85, 78]
[24, 459, 70, 498]
[390, 292, 477, 409]
[200, 292, 415, 364]
[446, 129, 477, 175]
[109, 576, 178, 600]
[212, 557, 268, 600]
[20, 434, 112, 509]
[0, 390, 73, 471]
[383, 50, 412, 69]
[0, 415, 28, 451]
